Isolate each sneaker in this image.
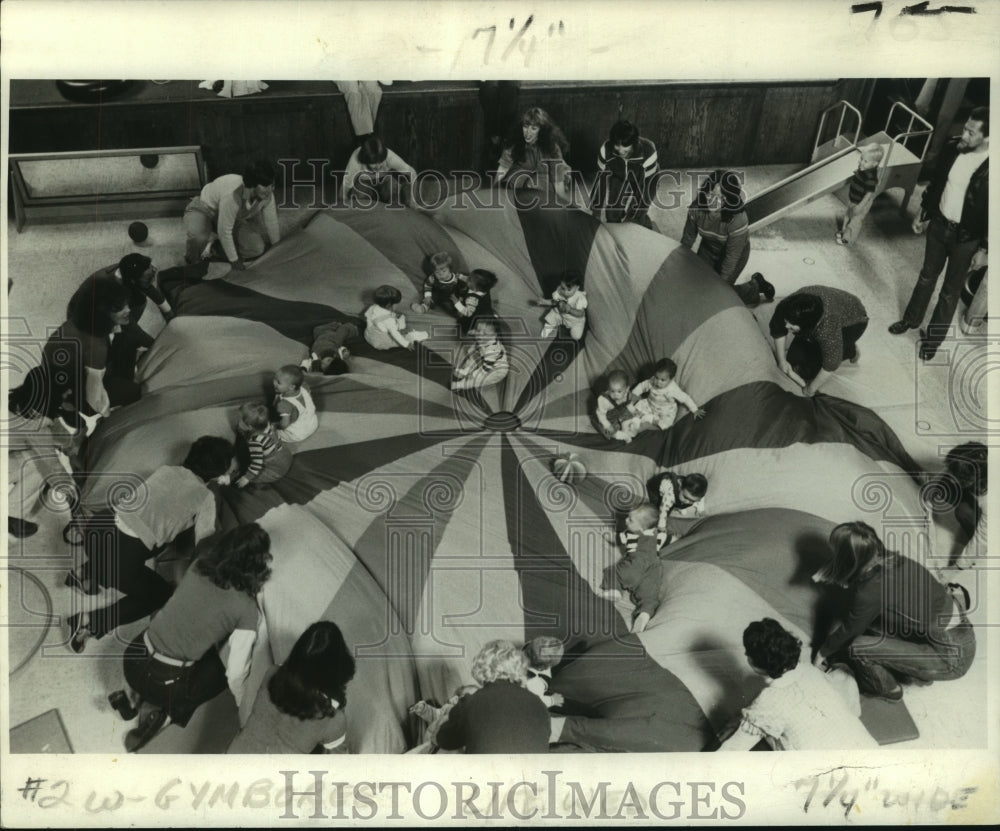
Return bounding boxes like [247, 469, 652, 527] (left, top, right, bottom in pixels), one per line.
[836, 237, 848, 246]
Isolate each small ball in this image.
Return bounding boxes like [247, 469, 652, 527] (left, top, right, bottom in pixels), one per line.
[128, 221, 149, 243]
[552, 452, 587, 485]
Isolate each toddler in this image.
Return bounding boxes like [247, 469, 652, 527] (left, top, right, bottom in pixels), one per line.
[273, 365, 318, 443]
[234, 402, 293, 488]
[451, 317, 509, 391]
[632, 358, 705, 430]
[539, 271, 587, 340]
[454, 269, 498, 334]
[409, 684, 479, 752]
[602, 504, 662, 633]
[523, 637, 566, 709]
[595, 369, 644, 442]
[652, 471, 708, 550]
[302, 320, 360, 375]
[412, 251, 466, 314]
[364, 285, 429, 350]
[837, 143, 884, 246]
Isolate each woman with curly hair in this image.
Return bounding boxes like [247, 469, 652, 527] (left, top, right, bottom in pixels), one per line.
[228, 621, 356, 754]
[717, 618, 876, 751]
[496, 107, 571, 202]
[10, 274, 137, 427]
[681, 169, 773, 306]
[436, 639, 550, 753]
[812, 522, 975, 701]
[106, 522, 273, 752]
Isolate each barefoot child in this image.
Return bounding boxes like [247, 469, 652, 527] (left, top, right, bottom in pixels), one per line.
[364, 285, 429, 350]
[594, 369, 644, 442]
[632, 358, 705, 430]
[273, 365, 319, 443]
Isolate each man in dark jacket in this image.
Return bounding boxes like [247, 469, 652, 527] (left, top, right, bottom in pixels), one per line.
[889, 107, 988, 360]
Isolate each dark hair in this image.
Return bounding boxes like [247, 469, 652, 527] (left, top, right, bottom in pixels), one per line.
[509, 106, 569, 162]
[653, 358, 678, 378]
[182, 435, 234, 482]
[316, 357, 350, 376]
[968, 106, 990, 138]
[946, 442, 988, 495]
[269, 621, 356, 719]
[242, 159, 275, 189]
[695, 169, 745, 221]
[194, 522, 273, 597]
[67, 275, 130, 336]
[468, 269, 498, 292]
[814, 521, 891, 587]
[782, 292, 824, 333]
[118, 253, 152, 287]
[358, 135, 389, 166]
[608, 120, 640, 149]
[743, 618, 801, 679]
[373, 284, 402, 307]
[559, 270, 583, 289]
[681, 473, 708, 499]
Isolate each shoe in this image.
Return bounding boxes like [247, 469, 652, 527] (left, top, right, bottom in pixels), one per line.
[67, 613, 92, 654]
[849, 347, 861, 365]
[108, 690, 138, 721]
[751, 272, 775, 302]
[888, 320, 913, 335]
[8, 516, 38, 538]
[947, 582, 972, 612]
[918, 333, 938, 361]
[64, 570, 99, 596]
[836, 237, 848, 246]
[125, 706, 168, 753]
[879, 685, 904, 702]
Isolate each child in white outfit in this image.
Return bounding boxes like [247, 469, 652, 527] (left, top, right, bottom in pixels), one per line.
[633, 358, 705, 430]
[364, 285, 429, 350]
[539, 271, 587, 340]
[273, 364, 318, 443]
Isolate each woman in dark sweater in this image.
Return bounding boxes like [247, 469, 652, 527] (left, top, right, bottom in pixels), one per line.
[681, 170, 774, 306]
[496, 107, 571, 203]
[812, 521, 974, 700]
[768, 285, 869, 396]
[436, 639, 550, 753]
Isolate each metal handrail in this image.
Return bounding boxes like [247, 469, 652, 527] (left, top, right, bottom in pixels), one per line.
[885, 100, 935, 162]
[813, 100, 863, 159]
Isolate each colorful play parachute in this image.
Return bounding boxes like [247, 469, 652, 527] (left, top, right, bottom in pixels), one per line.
[80, 192, 925, 752]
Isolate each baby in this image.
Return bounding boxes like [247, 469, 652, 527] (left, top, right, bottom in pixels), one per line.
[523, 636, 566, 709]
[632, 358, 705, 430]
[454, 269, 498, 335]
[595, 369, 644, 442]
[602, 503, 663, 633]
[837, 143, 884, 246]
[234, 402, 293, 488]
[301, 320, 360, 375]
[652, 471, 708, 550]
[409, 684, 480, 752]
[539, 271, 587, 340]
[273, 365, 319, 443]
[451, 317, 509, 391]
[364, 285, 429, 350]
[412, 251, 466, 314]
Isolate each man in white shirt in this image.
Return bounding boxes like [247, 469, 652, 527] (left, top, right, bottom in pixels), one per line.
[889, 107, 989, 360]
[183, 160, 281, 270]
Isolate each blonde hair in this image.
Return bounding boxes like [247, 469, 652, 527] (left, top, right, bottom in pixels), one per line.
[471, 639, 529, 686]
[430, 251, 453, 269]
[238, 402, 271, 431]
[629, 503, 659, 530]
[859, 143, 885, 165]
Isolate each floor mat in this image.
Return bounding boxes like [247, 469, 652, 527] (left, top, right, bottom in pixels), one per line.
[10, 709, 74, 753]
[860, 695, 920, 745]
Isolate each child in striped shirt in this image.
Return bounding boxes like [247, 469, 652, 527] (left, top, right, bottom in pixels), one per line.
[837, 144, 884, 246]
[234, 402, 293, 488]
[451, 317, 509, 391]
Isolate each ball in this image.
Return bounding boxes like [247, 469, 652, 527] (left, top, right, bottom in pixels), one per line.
[128, 221, 149, 243]
[552, 452, 587, 485]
